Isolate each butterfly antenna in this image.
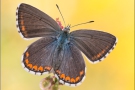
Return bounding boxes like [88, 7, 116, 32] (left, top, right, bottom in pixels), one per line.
[56, 4, 66, 26]
[70, 21, 94, 28]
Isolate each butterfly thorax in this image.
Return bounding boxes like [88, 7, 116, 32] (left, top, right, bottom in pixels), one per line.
[57, 31, 69, 50]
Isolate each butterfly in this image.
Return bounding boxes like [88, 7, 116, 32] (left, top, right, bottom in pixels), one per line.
[16, 3, 117, 87]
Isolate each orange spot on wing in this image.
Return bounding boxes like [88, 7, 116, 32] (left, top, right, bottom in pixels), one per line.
[65, 76, 70, 82]
[33, 65, 38, 71]
[101, 49, 105, 54]
[21, 26, 25, 31]
[56, 70, 61, 75]
[60, 74, 65, 79]
[21, 20, 24, 25]
[25, 59, 29, 64]
[25, 52, 29, 57]
[92, 56, 97, 60]
[80, 70, 84, 76]
[70, 78, 75, 83]
[97, 54, 100, 58]
[97, 53, 102, 58]
[75, 76, 80, 82]
[45, 66, 51, 71]
[38, 66, 44, 72]
[27, 64, 32, 69]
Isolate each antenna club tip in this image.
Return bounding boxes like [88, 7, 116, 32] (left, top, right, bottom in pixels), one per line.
[89, 21, 94, 22]
[56, 4, 59, 8]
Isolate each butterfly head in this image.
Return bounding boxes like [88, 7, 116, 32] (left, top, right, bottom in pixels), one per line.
[63, 24, 71, 32]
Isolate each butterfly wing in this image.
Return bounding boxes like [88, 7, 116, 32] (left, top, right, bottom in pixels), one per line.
[54, 44, 86, 86]
[22, 37, 58, 75]
[16, 3, 61, 38]
[70, 29, 117, 63]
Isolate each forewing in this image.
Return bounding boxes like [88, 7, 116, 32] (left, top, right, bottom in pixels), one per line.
[70, 29, 117, 63]
[22, 37, 57, 75]
[16, 3, 61, 38]
[54, 44, 86, 86]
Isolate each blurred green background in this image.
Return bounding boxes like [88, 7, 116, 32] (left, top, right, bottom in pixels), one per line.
[1, 0, 134, 90]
